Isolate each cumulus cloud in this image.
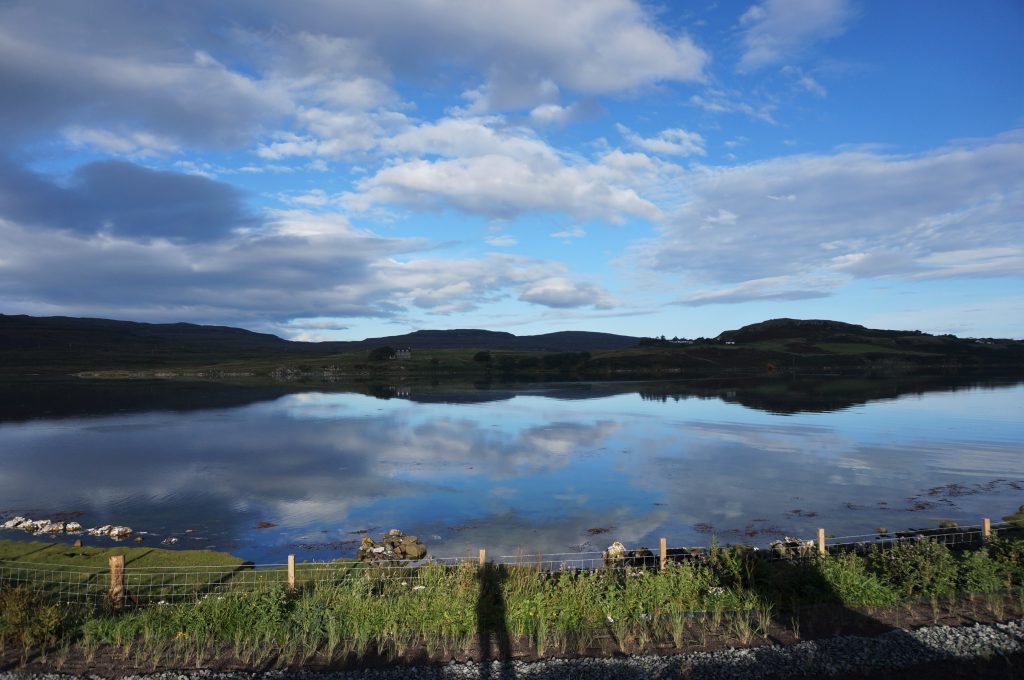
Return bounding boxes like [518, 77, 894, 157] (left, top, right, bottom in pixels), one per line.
[0, 1, 707, 152]
[738, 0, 855, 72]
[0, 161, 616, 324]
[0, 19, 290, 147]
[519, 277, 617, 309]
[632, 132, 1024, 304]
[342, 117, 670, 222]
[0, 158, 258, 242]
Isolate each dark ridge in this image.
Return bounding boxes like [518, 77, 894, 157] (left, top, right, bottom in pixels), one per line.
[0, 313, 642, 372]
[716, 318, 915, 343]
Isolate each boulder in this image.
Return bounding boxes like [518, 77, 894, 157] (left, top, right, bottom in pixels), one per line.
[355, 529, 428, 562]
[1, 516, 28, 529]
[602, 541, 628, 568]
[108, 526, 133, 539]
[769, 536, 816, 559]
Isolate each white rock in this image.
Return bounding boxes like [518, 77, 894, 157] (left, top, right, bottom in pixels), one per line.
[605, 541, 627, 559]
[108, 526, 133, 539]
[65, 522, 82, 532]
[87, 525, 112, 536]
[2, 516, 28, 529]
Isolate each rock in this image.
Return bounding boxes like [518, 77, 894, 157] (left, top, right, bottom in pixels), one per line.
[404, 542, 426, 559]
[1, 516, 28, 529]
[161, 537, 179, 545]
[108, 526, 133, 539]
[355, 529, 428, 562]
[73, 538, 83, 548]
[603, 541, 629, 568]
[41, 521, 66, 533]
[134, 536, 144, 543]
[65, 522, 82, 532]
[770, 537, 817, 559]
[88, 525, 112, 537]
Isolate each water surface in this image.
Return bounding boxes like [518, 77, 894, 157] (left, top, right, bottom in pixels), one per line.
[0, 377, 1021, 563]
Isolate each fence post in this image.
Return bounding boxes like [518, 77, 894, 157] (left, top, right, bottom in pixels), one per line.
[817, 528, 826, 556]
[982, 518, 991, 540]
[479, 548, 486, 568]
[287, 554, 296, 591]
[108, 554, 125, 609]
[659, 538, 667, 572]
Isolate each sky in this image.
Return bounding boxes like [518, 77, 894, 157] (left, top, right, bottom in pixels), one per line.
[0, 0, 1021, 341]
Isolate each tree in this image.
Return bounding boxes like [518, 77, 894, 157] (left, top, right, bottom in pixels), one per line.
[473, 350, 492, 362]
[368, 346, 396, 361]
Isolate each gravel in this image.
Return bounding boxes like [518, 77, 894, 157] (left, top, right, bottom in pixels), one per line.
[3, 618, 1023, 680]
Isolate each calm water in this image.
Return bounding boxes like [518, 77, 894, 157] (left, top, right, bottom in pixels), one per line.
[0, 378, 1021, 563]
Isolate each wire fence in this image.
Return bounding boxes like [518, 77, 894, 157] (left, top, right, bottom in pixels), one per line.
[1, 519, 1018, 608]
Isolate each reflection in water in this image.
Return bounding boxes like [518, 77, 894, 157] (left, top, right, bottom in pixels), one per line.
[0, 378, 1021, 563]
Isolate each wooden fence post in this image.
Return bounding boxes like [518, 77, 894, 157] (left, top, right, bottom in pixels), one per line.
[108, 554, 125, 609]
[287, 554, 296, 591]
[982, 518, 991, 540]
[478, 548, 486, 568]
[659, 538, 667, 572]
[817, 528, 826, 556]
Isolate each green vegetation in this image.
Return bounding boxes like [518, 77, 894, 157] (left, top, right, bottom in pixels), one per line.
[3, 537, 1023, 665]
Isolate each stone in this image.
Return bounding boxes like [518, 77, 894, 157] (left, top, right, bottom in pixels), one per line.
[603, 541, 629, 568]
[355, 529, 428, 562]
[108, 526, 133, 539]
[65, 522, 82, 532]
[73, 538, 83, 548]
[1, 516, 28, 529]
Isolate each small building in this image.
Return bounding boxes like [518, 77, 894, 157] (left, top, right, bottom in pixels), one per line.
[393, 348, 412, 360]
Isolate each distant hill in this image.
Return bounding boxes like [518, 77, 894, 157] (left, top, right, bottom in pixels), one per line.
[336, 329, 641, 352]
[3, 313, 1019, 378]
[716, 318, 912, 343]
[0, 314, 640, 372]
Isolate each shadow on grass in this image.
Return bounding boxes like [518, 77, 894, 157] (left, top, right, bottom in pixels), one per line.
[476, 562, 512, 679]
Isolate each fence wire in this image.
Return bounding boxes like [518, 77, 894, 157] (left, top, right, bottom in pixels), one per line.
[0, 560, 108, 605]
[2, 521, 1019, 608]
[823, 522, 1010, 555]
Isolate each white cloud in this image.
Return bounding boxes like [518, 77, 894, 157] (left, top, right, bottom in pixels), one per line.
[738, 0, 855, 72]
[688, 90, 777, 124]
[64, 126, 180, 158]
[617, 124, 706, 157]
[519, 277, 617, 309]
[343, 117, 670, 223]
[485, 235, 518, 247]
[632, 131, 1024, 304]
[551, 227, 586, 240]
[0, 204, 618, 324]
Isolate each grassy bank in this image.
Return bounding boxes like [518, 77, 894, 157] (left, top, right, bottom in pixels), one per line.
[3, 536, 1023, 669]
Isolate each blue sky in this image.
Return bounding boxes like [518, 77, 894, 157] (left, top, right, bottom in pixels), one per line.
[1, 0, 1021, 340]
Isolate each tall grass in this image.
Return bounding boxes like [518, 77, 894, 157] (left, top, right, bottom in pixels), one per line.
[4, 537, 1023, 665]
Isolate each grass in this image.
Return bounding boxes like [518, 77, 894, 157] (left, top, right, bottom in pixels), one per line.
[4, 535, 1024, 667]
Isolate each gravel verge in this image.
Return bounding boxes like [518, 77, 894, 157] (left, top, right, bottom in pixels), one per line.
[2, 618, 1022, 680]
